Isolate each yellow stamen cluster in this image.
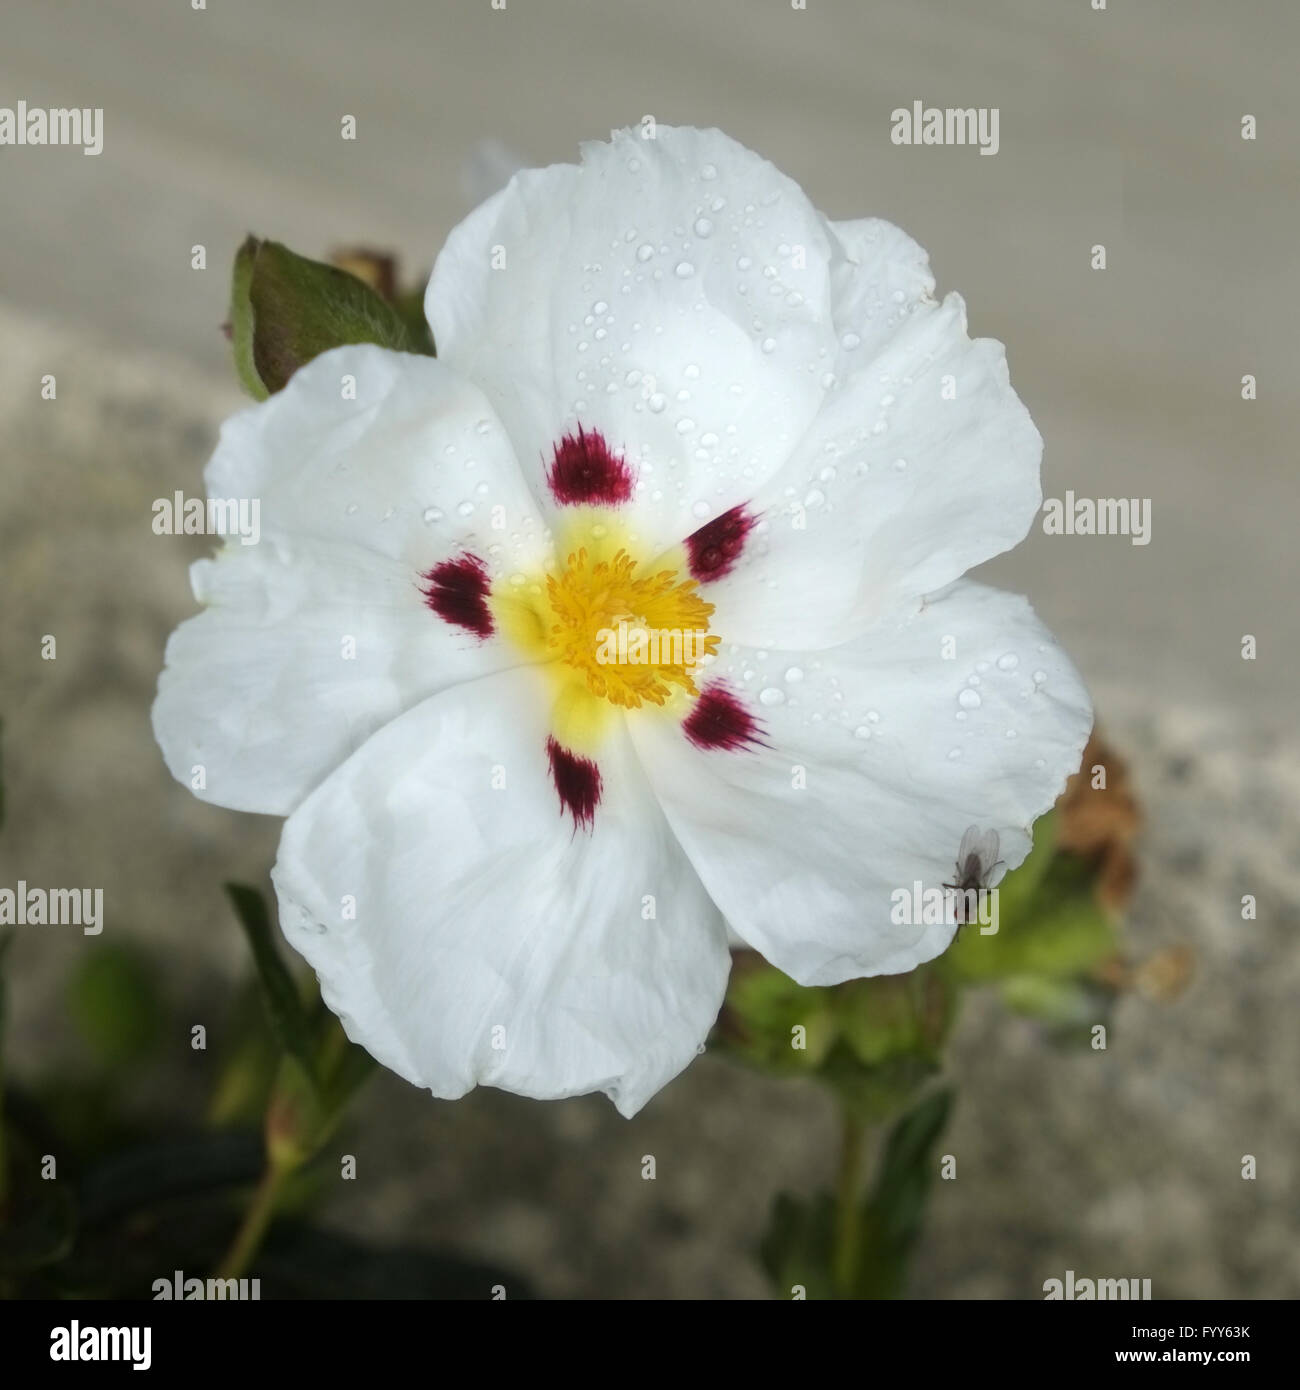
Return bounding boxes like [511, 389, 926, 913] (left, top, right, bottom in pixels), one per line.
[544, 546, 718, 709]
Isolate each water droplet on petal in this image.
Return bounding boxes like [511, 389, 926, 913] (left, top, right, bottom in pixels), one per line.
[675, 261, 695, 279]
[693, 217, 713, 238]
[997, 653, 1020, 671]
[784, 666, 804, 682]
[958, 688, 982, 710]
[759, 686, 786, 706]
[636, 243, 655, 262]
[422, 506, 443, 524]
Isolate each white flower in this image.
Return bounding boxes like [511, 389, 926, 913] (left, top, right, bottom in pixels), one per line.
[153, 126, 1091, 1117]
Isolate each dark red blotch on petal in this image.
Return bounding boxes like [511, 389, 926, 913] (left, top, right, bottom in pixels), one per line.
[546, 736, 602, 831]
[546, 426, 635, 506]
[685, 505, 756, 582]
[420, 552, 493, 640]
[683, 683, 764, 753]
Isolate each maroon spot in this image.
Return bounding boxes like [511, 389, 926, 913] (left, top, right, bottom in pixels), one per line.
[546, 426, 635, 506]
[546, 736, 602, 831]
[685, 505, 756, 582]
[420, 553, 493, 639]
[683, 683, 765, 753]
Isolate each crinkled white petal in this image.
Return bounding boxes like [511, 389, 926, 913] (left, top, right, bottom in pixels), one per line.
[153, 346, 547, 815]
[272, 666, 731, 1117]
[426, 125, 840, 553]
[706, 275, 1043, 649]
[629, 581, 1092, 987]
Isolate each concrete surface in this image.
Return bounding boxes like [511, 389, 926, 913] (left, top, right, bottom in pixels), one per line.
[1, 0, 1296, 1297]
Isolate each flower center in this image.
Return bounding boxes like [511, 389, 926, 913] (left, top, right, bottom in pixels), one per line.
[544, 545, 718, 709]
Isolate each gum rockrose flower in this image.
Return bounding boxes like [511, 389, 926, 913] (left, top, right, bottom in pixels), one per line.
[153, 126, 1091, 1116]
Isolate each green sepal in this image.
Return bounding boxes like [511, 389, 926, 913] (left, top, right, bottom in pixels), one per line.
[228, 237, 434, 399]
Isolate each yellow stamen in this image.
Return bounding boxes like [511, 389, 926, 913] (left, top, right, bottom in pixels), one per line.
[493, 515, 720, 723]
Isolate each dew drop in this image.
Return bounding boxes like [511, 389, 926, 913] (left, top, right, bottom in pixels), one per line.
[693, 217, 713, 238]
[997, 653, 1020, 671]
[759, 686, 786, 706]
[422, 506, 443, 524]
[636, 243, 655, 262]
[784, 666, 804, 683]
[958, 688, 982, 710]
[675, 261, 695, 279]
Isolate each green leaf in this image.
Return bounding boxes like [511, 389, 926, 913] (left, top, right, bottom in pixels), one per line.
[832, 966, 954, 1070]
[818, 1045, 940, 1129]
[229, 236, 267, 400]
[224, 884, 318, 1090]
[944, 849, 1116, 984]
[759, 1191, 839, 1300]
[1001, 974, 1118, 1046]
[853, 1087, 953, 1298]
[713, 959, 834, 1075]
[229, 237, 434, 398]
[67, 944, 165, 1066]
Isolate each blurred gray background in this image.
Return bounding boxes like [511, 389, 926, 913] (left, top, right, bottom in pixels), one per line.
[1, 0, 1297, 1297]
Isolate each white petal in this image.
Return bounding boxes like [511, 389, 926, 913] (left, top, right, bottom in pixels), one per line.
[426, 125, 839, 552]
[272, 666, 730, 1117]
[153, 347, 546, 815]
[707, 269, 1042, 649]
[629, 581, 1092, 986]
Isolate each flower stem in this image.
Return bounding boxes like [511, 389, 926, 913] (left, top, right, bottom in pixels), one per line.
[833, 1110, 866, 1294]
[215, 1163, 285, 1281]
